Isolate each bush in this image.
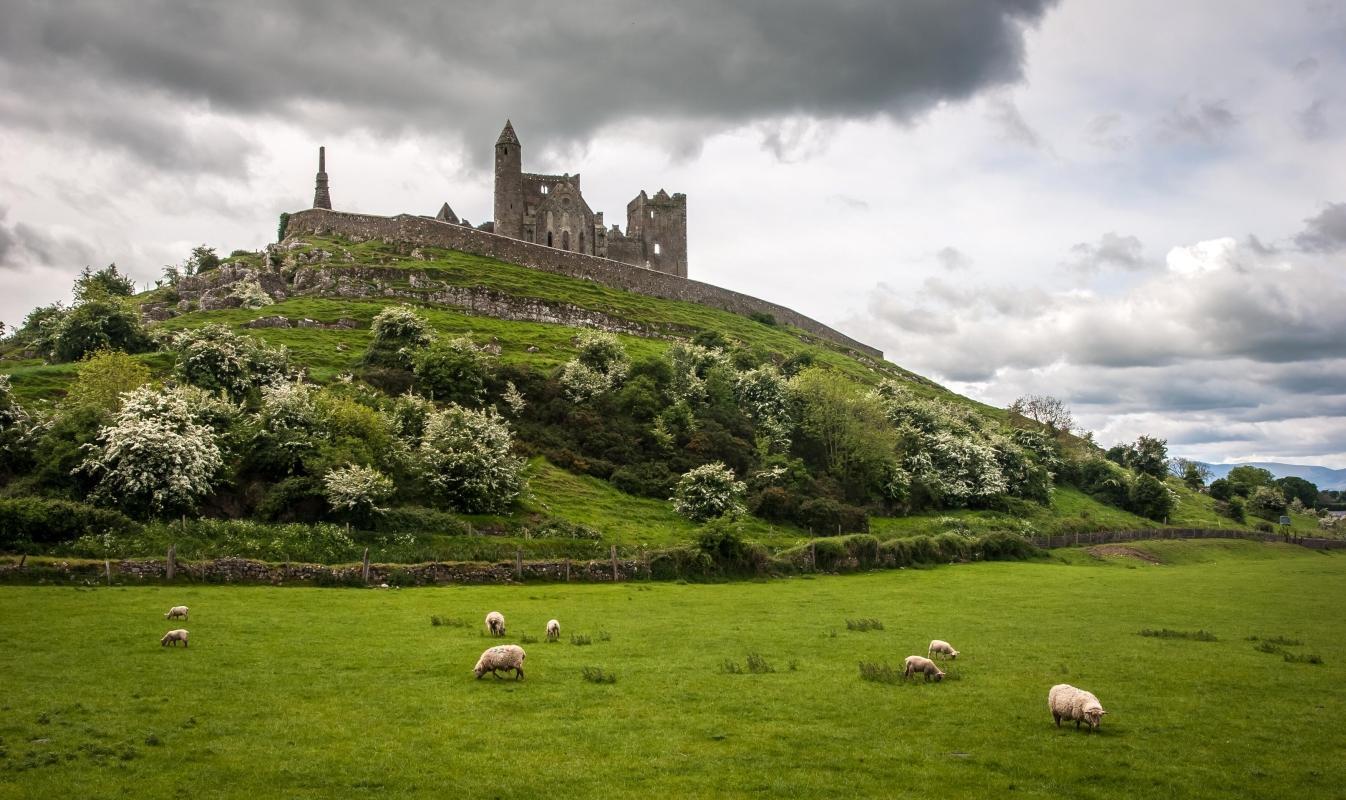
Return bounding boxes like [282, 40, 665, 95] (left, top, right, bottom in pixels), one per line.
[49, 297, 153, 363]
[415, 405, 526, 514]
[1247, 486, 1288, 520]
[609, 462, 676, 498]
[412, 337, 493, 406]
[1127, 473, 1174, 521]
[0, 498, 139, 549]
[170, 324, 289, 400]
[798, 497, 868, 535]
[373, 506, 471, 536]
[672, 462, 746, 522]
[365, 305, 433, 368]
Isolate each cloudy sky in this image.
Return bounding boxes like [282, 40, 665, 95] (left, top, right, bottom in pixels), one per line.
[2, 0, 1344, 467]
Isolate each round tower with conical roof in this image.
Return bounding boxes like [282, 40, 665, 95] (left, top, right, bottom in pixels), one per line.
[493, 120, 523, 239]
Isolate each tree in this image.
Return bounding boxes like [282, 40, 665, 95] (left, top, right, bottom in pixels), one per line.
[1008, 394, 1074, 433]
[415, 405, 526, 513]
[1247, 485, 1288, 520]
[77, 385, 224, 517]
[1127, 473, 1174, 521]
[1169, 457, 1212, 490]
[323, 464, 394, 521]
[1227, 465, 1274, 497]
[790, 368, 894, 492]
[187, 245, 220, 275]
[1208, 478, 1234, 502]
[1127, 435, 1169, 480]
[49, 297, 153, 362]
[62, 349, 152, 413]
[364, 305, 434, 369]
[558, 330, 629, 402]
[73, 264, 136, 302]
[1274, 476, 1318, 509]
[672, 462, 746, 522]
[412, 336, 493, 405]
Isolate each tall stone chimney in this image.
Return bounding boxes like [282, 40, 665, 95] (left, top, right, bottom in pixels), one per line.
[313, 146, 332, 209]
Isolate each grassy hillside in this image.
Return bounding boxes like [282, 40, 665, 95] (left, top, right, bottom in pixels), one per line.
[1, 540, 1341, 798]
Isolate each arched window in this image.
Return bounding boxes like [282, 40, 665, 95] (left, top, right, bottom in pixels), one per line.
[547, 232, 553, 247]
[562, 231, 570, 251]
[654, 242, 662, 256]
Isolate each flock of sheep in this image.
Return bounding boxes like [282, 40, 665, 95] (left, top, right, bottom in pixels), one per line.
[157, 604, 1108, 733]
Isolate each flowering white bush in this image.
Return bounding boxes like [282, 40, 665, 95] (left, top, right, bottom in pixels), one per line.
[227, 278, 274, 309]
[78, 385, 224, 516]
[415, 405, 526, 513]
[672, 462, 746, 522]
[667, 342, 729, 404]
[903, 430, 1007, 507]
[502, 381, 527, 415]
[259, 379, 319, 431]
[172, 324, 289, 399]
[559, 331, 629, 402]
[323, 464, 395, 516]
[734, 365, 793, 451]
[370, 305, 433, 348]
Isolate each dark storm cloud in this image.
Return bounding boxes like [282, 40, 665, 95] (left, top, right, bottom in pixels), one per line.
[1065, 232, 1146, 273]
[0, 207, 96, 270]
[1294, 202, 1346, 252]
[0, 0, 1058, 162]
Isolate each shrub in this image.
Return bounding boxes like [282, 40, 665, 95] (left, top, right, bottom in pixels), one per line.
[672, 462, 746, 522]
[798, 497, 868, 535]
[1127, 473, 1175, 521]
[77, 386, 225, 517]
[365, 305, 433, 368]
[559, 331, 629, 403]
[171, 324, 289, 400]
[581, 666, 618, 684]
[412, 337, 493, 406]
[694, 518, 766, 575]
[0, 498, 138, 549]
[857, 661, 902, 684]
[322, 464, 395, 519]
[846, 618, 884, 632]
[73, 264, 136, 302]
[61, 349, 153, 413]
[49, 297, 153, 363]
[1247, 486, 1288, 520]
[570, 634, 593, 646]
[415, 405, 526, 514]
[745, 652, 775, 674]
[610, 462, 676, 498]
[748, 311, 776, 326]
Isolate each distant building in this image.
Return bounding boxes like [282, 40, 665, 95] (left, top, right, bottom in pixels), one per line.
[490, 120, 687, 277]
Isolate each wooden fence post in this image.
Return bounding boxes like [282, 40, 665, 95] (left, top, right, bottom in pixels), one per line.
[564, 558, 571, 583]
[105, 557, 112, 586]
[166, 544, 176, 581]
[810, 541, 817, 573]
[610, 545, 619, 583]
[361, 547, 371, 585]
[515, 547, 523, 581]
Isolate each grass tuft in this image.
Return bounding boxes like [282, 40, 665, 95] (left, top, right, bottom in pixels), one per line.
[857, 661, 902, 684]
[580, 666, 618, 684]
[570, 633, 592, 646]
[845, 618, 884, 632]
[1247, 634, 1303, 646]
[1138, 628, 1217, 641]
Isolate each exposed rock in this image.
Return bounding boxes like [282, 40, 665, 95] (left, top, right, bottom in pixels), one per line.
[245, 315, 293, 329]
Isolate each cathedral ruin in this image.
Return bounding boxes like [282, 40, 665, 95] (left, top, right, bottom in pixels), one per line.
[489, 121, 687, 277]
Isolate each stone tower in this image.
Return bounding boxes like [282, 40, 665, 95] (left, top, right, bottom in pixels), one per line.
[493, 121, 523, 239]
[626, 190, 688, 277]
[313, 146, 332, 210]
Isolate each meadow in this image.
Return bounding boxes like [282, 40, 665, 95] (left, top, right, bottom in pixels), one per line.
[1, 539, 1343, 798]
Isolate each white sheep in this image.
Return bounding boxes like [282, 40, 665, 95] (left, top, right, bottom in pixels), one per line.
[903, 655, 945, 682]
[164, 605, 189, 621]
[546, 619, 560, 642]
[474, 644, 526, 680]
[160, 629, 189, 648]
[1048, 684, 1108, 732]
[927, 639, 959, 659]
[485, 611, 506, 637]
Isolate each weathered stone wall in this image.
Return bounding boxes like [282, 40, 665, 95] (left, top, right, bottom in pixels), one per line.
[285, 208, 883, 359]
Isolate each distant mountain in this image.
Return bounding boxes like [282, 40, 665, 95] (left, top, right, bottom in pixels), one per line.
[1196, 462, 1346, 491]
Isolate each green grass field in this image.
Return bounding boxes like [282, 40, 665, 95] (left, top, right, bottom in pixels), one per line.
[2, 539, 1343, 798]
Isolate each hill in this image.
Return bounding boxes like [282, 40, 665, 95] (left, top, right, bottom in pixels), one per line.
[1198, 461, 1346, 491]
[0, 234, 1330, 563]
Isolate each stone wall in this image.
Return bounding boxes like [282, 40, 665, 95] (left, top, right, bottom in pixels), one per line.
[284, 208, 882, 360]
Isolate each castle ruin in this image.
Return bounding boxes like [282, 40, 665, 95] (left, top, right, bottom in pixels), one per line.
[490, 121, 687, 277]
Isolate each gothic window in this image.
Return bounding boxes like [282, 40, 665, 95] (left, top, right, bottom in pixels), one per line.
[540, 185, 549, 195]
[654, 242, 662, 256]
[649, 210, 655, 220]
[547, 232, 553, 247]
[562, 197, 571, 207]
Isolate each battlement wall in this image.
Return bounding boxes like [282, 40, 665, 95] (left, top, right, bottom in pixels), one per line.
[285, 208, 882, 359]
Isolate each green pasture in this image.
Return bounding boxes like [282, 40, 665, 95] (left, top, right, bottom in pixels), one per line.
[1, 539, 1342, 798]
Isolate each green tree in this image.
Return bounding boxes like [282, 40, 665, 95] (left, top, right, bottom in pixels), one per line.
[72, 264, 136, 302]
[50, 297, 152, 362]
[413, 337, 494, 405]
[790, 368, 894, 493]
[62, 349, 152, 414]
[1227, 465, 1274, 497]
[1274, 476, 1318, 508]
[1127, 473, 1174, 521]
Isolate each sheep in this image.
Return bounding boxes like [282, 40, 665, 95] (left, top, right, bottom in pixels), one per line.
[927, 639, 959, 659]
[1048, 684, 1108, 732]
[160, 629, 189, 648]
[485, 611, 506, 637]
[474, 644, 526, 680]
[903, 655, 945, 682]
[164, 605, 189, 621]
[545, 619, 561, 642]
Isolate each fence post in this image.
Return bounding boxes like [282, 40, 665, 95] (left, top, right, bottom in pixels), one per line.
[361, 547, 371, 585]
[810, 541, 817, 573]
[515, 547, 523, 581]
[610, 545, 619, 582]
[105, 557, 112, 587]
[564, 558, 571, 583]
[166, 544, 176, 582]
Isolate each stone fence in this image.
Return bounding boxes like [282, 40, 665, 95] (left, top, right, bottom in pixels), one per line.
[284, 208, 883, 360]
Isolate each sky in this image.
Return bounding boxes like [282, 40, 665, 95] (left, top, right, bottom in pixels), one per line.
[1, 0, 1344, 467]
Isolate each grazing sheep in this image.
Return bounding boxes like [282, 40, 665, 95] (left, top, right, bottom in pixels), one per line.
[485, 611, 506, 637]
[903, 655, 945, 682]
[474, 644, 526, 680]
[927, 639, 959, 659]
[164, 606, 189, 621]
[546, 619, 560, 642]
[160, 629, 189, 648]
[1048, 684, 1108, 732]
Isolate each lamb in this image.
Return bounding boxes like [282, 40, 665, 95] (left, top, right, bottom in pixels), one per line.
[1048, 684, 1107, 732]
[546, 619, 560, 642]
[485, 611, 506, 637]
[927, 639, 959, 659]
[903, 655, 945, 682]
[160, 629, 189, 647]
[473, 644, 526, 680]
[164, 605, 189, 621]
